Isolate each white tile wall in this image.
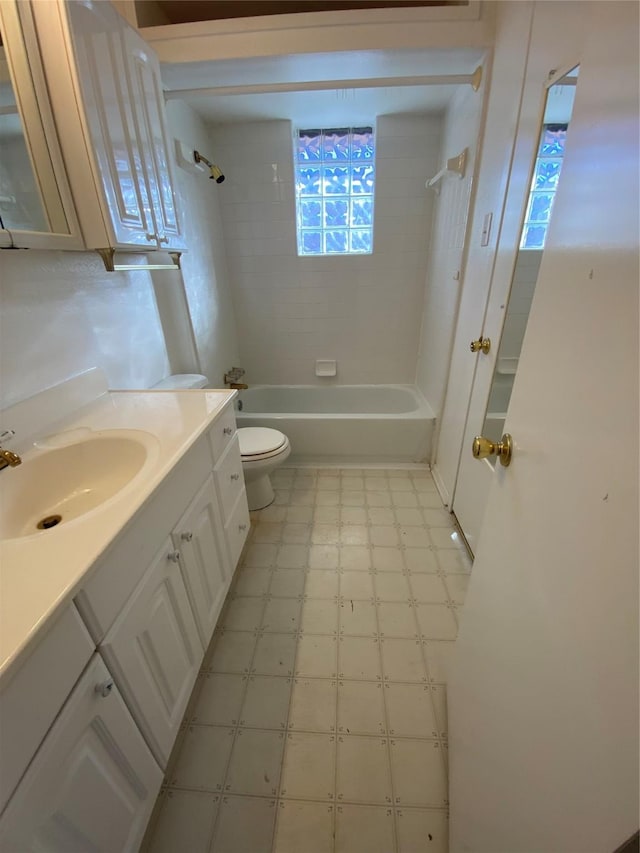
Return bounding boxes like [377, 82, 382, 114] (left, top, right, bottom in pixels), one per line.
[415, 84, 484, 417]
[210, 115, 442, 386]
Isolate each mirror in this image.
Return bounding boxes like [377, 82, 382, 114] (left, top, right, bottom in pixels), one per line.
[0, 26, 48, 232]
[482, 66, 579, 450]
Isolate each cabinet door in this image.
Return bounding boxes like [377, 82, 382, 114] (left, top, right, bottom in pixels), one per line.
[172, 475, 230, 649]
[101, 538, 203, 768]
[126, 30, 185, 250]
[65, 0, 156, 248]
[0, 655, 162, 853]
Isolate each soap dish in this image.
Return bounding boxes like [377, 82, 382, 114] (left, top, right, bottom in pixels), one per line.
[315, 359, 337, 377]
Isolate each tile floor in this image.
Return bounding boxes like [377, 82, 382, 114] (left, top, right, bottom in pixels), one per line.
[144, 467, 471, 853]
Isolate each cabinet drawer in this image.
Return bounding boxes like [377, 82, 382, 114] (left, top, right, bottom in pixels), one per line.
[214, 435, 244, 526]
[0, 604, 94, 814]
[224, 489, 250, 570]
[208, 404, 237, 463]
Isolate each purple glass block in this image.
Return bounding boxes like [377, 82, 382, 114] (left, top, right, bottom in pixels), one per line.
[522, 224, 546, 248]
[539, 125, 567, 156]
[324, 231, 348, 253]
[301, 200, 322, 227]
[534, 159, 562, 190]
[350, 230, 372, 253]
[324, 199, 349, 227]
[351, 165, 375, 194]
[300, 231, 322, 254]
[297, 130, 322, 161]
[297, 167, 321, 196]
[323, 166, 349, 195]
[322, 129, 350, 160]
[351, 128, 374, 160]
[350, 198, 373, 226]
[527, 192, 554, 223]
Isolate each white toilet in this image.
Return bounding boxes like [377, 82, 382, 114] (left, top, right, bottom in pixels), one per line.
[238, 427, 291, 510]
[152, 373, 209, 390]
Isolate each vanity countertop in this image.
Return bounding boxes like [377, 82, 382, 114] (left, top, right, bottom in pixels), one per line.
[0, 386, 237, 682]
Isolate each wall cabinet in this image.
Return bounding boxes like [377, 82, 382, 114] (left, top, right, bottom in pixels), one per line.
[0, 402, 249, 846]
[1, 0, 185, 258]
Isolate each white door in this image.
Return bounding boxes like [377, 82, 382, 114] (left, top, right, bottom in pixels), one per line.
[172, 474, 230, 648]
[449, 3, 639, 850]
[101, 537, 203, 768]
[0, 655, 162, 853]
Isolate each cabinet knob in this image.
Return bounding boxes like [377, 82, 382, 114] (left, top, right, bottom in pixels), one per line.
[159, 235, 169, 244]
[223, 427, 233, 435]
[238, 524, 247, 532]
[230, 473, 240, 481]
[181, 531, 193, 542]
[145, 232, 156, 242]
[95, 679, 114, 699]
[167, 549, 181, 563]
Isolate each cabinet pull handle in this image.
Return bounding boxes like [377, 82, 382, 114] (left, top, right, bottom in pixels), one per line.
[230, 473, 240, 481]
[159, 235, 169, 244]
[145, 232, 156, 242]
[238, 524, 247, 532]
[95, 679, 114, 699]
[223, 427, 233, 435]
[181, 531, 193, 542]
[167, 549, 181, 563]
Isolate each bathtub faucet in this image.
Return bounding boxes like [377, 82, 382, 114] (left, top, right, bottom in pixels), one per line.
[224, 367, 247, 390]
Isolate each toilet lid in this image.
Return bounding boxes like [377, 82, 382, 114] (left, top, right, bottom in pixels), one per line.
[152, 374, 208, 390]
[239, 427, 287, 456]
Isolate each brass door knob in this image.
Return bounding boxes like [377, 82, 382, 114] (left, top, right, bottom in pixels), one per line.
[472, 433, 513, 467]
[470, 337, 491, 354]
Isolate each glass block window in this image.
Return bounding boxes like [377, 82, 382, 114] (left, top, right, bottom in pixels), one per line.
[520, 124, 568, 249]
[295, 127, 375, 255]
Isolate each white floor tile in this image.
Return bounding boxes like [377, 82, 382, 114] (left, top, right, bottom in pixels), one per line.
[375, 572, 412, 602]
[423, 641, 456, 684]
[335, 804, 395, 853]
[370, 526, 401, 547]
[396, 808, 449, 853]
[338, 680, 386, 736]
[435, 548, 472, 574]
[317, 475, 340, 490]
[341, 476, 365, 490]
[208, 631, 256, 674]
[170, 725, 234, 791]
[429, 527, 463, 549]
[273, 801, 334, 853]
[340, 546, 372, 571]
[403, 548, 439, 574]
[274, 489, 292, 505]
[336, 735, 393, 804]
[394, 507, 424, 526]
[240, 675, 292, 730]
[422, 508, 454, 527]
[147, 790, 218, 853]
[315, 506, 341, 524]
[282, 523, 311, 544]
[290, 489, 316, 506]
[340, 524, 370, 546]
[301, 598, 339, 634]
[418, 491, 447, 508]
[367, 508, 396, 526]
[309, 544, 340, 569]
[252, 633, 298, 677]
[431, 685, 448, 737]
[296, 475, 317, 490]
[367, 491, 392, 507]
[256, 505, 287, 523]
[365, 477, 389, 491]
[316, 490, 341, 507]
[311, 524, 341, 545]
[261, 598, 301, 633]
[288, 677, 337, 732]
[192, 673, 246, 726]
[389, 478, 415, 492]
[338, 636, 382, 680]
[213, 795, 277, 853]
[296, 635, 338, 678]
[270, 569, 306, 598]
[341, 506, 367, 525]
[340, 570, 374, 600]
[280, 732, 336, 800]
[276, 544, 309, 569]
[371, 547, 404, 572]
[390, 739, 447, 807]
[225, 728, 285, 797]
[445, 573, 470, 604]
[390, 492, 418, 508]
[243, 543, 278, 568]
[286, 505, 313, 524]
[339, 598, 378, 636]
[223, 597, 265, 631]
[377, 602, 418, 638]
[412, 476, 438, 492]
[305, 569, 340, 598]
[381, 639, 428, 683]
[414, 604, 458, 640]
[409, 573, 448, 603]
[253, 522, 284, 544]
[234, 567, 272, 598]
[400, 527, 432, 549]
[384, 683, 439, 739]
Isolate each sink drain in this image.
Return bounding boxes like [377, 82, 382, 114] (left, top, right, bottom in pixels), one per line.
[37, 514, 62, 530]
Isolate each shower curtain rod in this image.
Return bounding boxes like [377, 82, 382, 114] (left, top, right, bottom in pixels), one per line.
[164, 70, 480, 100]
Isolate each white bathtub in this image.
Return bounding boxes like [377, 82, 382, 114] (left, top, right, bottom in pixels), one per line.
[235, 385, 435, 464]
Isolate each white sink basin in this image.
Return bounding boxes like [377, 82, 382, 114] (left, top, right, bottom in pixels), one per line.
[0, 432, 158, 540]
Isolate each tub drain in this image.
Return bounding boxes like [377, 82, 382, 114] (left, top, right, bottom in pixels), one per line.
[37, 514, 62, 530]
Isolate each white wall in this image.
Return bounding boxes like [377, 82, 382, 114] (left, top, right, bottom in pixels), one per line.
[210, 114, 441, 386]
[0, 252, 169, 407]
[415, 83, 483, 422]
[165, 100, 241, 386]
[498, 249, 541, 360]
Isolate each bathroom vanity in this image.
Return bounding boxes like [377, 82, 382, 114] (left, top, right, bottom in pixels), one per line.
[0, 372, 249, 850]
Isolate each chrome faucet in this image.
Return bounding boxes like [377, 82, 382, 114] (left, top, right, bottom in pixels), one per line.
[0, 446, 21, 471]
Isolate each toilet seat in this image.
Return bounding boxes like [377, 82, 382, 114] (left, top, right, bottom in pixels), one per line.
[239, 428, 288, 461]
